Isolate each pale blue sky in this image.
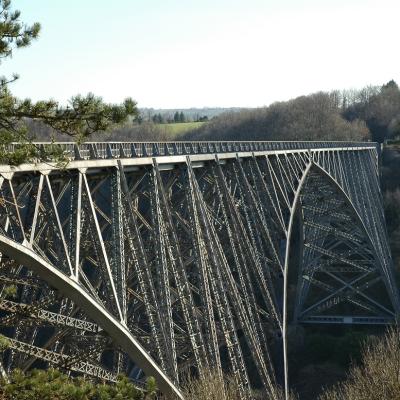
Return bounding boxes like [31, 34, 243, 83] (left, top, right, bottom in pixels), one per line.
[2, 0, 399, 108]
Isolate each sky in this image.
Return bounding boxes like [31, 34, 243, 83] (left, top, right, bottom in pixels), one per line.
[2, 0, 400, 109]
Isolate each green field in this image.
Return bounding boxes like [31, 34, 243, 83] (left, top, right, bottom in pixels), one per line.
[158, 122, 204, 137]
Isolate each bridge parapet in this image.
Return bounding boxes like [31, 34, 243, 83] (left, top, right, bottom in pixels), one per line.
[7, 140, 376, 161]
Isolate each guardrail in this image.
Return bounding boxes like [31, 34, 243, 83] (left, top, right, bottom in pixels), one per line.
[7, 141, 377, 161]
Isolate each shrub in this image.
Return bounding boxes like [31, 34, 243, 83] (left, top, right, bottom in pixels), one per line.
[179, 370, 295, 400]
[319, 327, 400, 400]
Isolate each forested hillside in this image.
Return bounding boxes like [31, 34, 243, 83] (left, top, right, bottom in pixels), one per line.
[183, 81, 400, 143]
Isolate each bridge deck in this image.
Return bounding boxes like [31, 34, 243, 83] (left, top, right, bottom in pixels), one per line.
[1, 141, 377, 174]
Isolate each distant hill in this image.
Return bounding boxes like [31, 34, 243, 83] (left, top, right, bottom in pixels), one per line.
[139, 107, 244, 122]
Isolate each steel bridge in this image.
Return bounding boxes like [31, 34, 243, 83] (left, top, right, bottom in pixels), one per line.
[0, 141, 397, 399]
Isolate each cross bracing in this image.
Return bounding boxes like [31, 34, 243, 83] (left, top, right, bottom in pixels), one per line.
[0, 141, 397, 399]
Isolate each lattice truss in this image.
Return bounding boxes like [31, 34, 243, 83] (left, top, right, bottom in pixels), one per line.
[0, 146, 397, 399]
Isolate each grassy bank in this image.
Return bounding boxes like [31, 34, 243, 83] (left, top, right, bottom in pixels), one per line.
[156, 122, 204, 138]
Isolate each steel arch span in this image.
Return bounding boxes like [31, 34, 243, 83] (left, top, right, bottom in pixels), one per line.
[0, 141, 397, 399]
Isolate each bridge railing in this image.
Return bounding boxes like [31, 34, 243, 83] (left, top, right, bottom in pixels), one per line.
[7, 141, 376, 161]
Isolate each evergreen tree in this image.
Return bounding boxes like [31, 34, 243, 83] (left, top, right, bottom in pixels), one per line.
[382, 80, 399, 90]
[0, 0, 138, 164]
[152, 113, 163, 124]
[179, 111, 185, 122]
[0, 368, 157, 400]
[174, 111, 180, 122]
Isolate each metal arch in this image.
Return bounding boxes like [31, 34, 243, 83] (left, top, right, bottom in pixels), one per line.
[310, 161, 400, 313]
[282, 159, 313, 398]
[0, 235, 184, 400]
[281, 157, 399, 313]
[281, 158, 400, 398]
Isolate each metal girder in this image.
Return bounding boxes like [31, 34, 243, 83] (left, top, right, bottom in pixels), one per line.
[0, 299, 100, 333]
[7, 337, 117, 382]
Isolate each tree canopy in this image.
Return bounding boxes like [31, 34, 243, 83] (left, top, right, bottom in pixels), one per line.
[0, 0, 138, 164]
